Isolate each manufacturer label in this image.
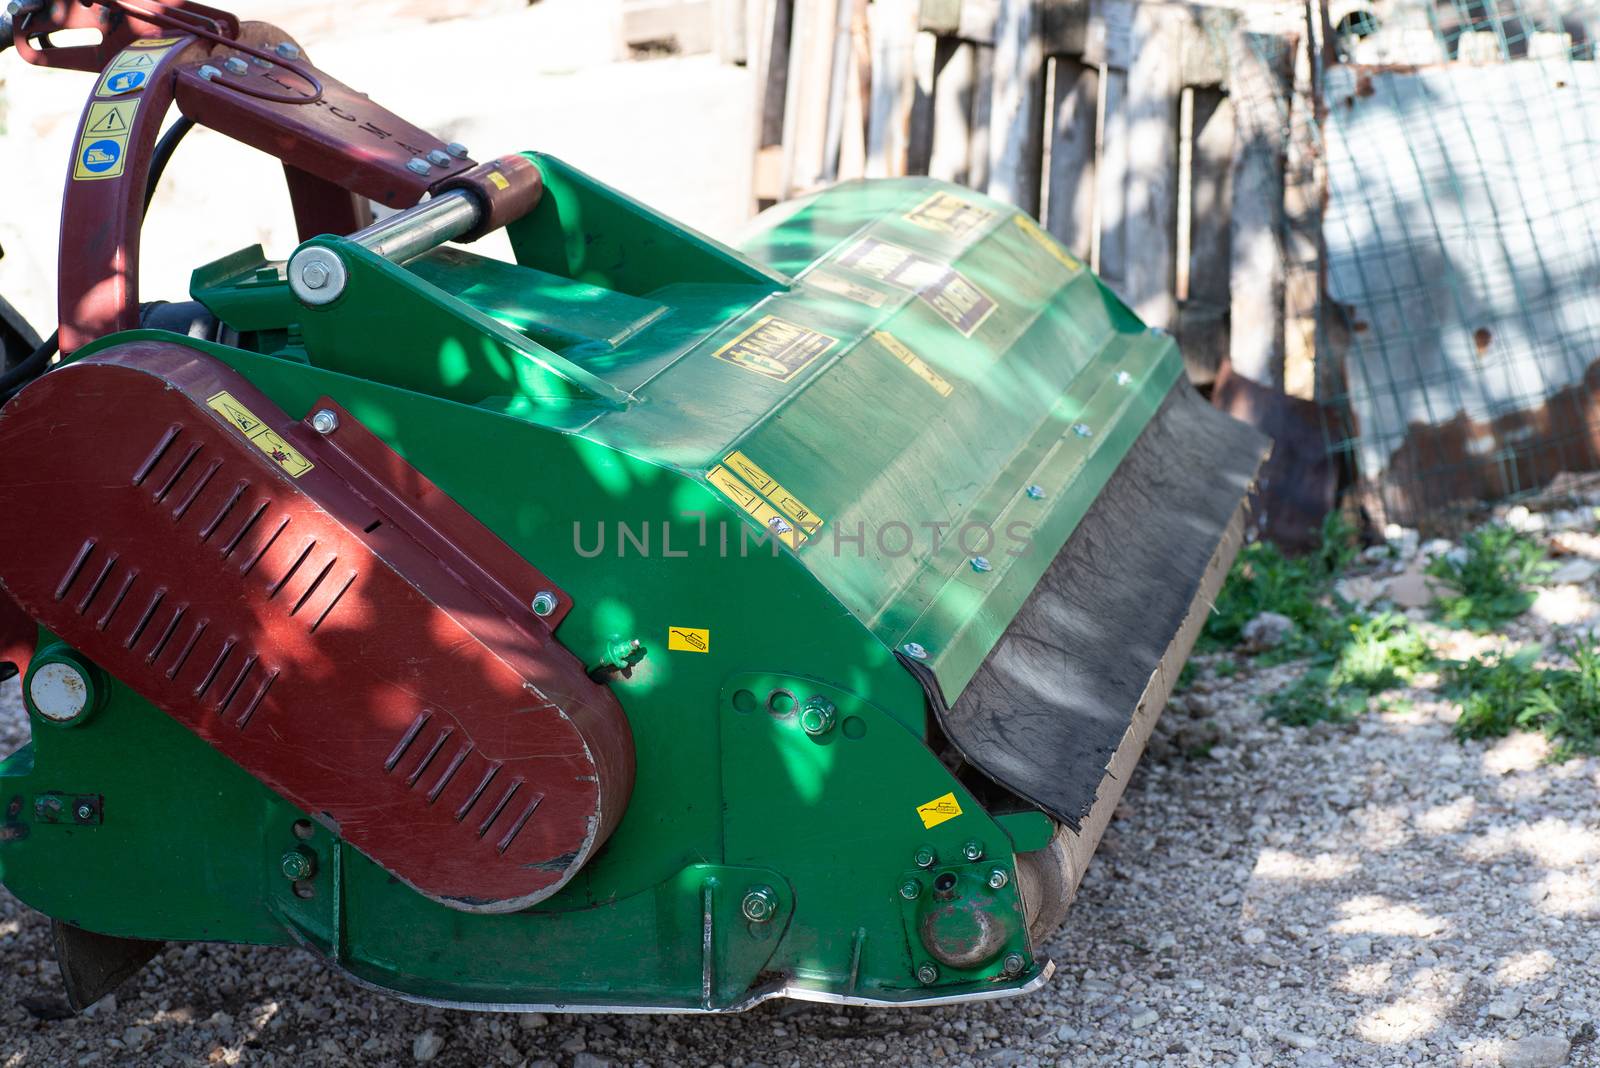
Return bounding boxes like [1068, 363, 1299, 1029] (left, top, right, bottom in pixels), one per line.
[707, 465, 806, 550]
[72, 99, 140, 181]
[903, 191, 994, 238]
[916, 792, 963, 829]
[129, 36, 181, 47]
[1013, 214, 1083, 272]
[721, 451, 824, 536]
[206, 391, 314, 478]
[836, 238, 997, 337]
[874, 332, 953, 397]
[712, 316, 837, 383]
[805, 268, 889, 308]
[487, 170, 510, 190]
[667, 627, 710, 653]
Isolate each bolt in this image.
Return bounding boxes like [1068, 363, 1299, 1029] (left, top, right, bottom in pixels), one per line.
[1115, 370, 1133, 386]
[275, 41, 301, 60]
[962, 840, 984, 861]
[224, 56, 249, 75]
[902, 642, 928, 660]
[530, 591, 558, 617]
[798, 697, 836, 737]
[899, 879, 922, 900]
[741, 885, 778, 923]
[299, 261, 329, 290]
[916, 963, 940, 985]
[988, 868, 1009, 890]
[74, 803, 94, 822]
[1072, 423, 1094, 438]
[1002, 952, 1027, 977]
[446, 142, 470, 159]
[427, 149, 452, 167]
[913, 845, 937, 869]
[280, 849, 316, 881]
[971, 556, 992, 573]
[310, 409, 339, 435]
[1025, 484, 1045, 500]
[407, 157, 432, 176]
[197, 64, 221, 81]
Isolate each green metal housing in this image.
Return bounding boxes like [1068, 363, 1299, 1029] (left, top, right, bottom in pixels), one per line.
[0, 155, 1184, 1010]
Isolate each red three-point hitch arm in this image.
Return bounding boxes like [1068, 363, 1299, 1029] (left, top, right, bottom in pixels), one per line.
[5, 0, 544, 353]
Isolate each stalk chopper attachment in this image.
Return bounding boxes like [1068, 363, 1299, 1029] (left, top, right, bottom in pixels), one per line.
[0, 0, 1269, 1013]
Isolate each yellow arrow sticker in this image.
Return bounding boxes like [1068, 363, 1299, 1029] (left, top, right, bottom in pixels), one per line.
[916, 792, 963, 829]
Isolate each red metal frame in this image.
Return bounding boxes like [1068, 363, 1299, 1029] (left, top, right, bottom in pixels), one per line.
[23, 0, 539, 353]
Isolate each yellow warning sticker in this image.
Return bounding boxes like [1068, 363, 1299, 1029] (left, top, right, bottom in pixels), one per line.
[96, 43, 172, 97]
[903, 191, 994, 239]
[129, 36, 181, 47]
[916, 792, 963, 829]
[72, 99, 140, 181]
[721, 451, 825, 536]
[713, 316, 837, 383]
[805, 268, 889, 308]
[487, 170, 510, 190]
[708, 465, 806, 550]
[205, 391, 314, 478]
[873, 331, 954, 398]
[667, 627, 711, 653]
[835, 238, 997, 337]
[1013, 214, 1082, 272]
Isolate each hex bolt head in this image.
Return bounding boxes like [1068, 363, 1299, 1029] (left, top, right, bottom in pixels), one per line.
[530, 591, 558, 617]
[406, 157, 432, 176]
[1072, 423, 1094, 438]
[741, 885, 778, 923]
[899, 879, 922, 900]
[1002, 952, 1027, 977]
[1115, 370, 1133, 386]
[446, 142, 469, 159]
[902, 642, 928, 660]
[1025, 484, 1045, 500]
[280, 849, 316, 881]
[197, 64, 221, 81]
[970, 556, 992, 573]
[427, 149, 452, 167]
[224, 56, 249, 75]
[916, 963, 940, 985]
[798, 697, 837, 736]
[913, 845, 937, 869]
[287, 247, 348, 306]
[74, 803, 94, 822]
[310, 408, 339, 435]
[962, 840, 985, 862]
[988, 868, 1009, 890]
[275, 41, 301, 60]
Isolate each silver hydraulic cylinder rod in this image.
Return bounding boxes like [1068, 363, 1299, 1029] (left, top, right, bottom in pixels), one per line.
[348, 190, 483, 265]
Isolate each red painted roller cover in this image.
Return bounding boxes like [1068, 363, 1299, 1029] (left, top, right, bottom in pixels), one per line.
[0, 342, 634, 912]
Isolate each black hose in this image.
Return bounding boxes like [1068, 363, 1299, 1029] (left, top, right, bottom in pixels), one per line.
[1, 116, 194, 403]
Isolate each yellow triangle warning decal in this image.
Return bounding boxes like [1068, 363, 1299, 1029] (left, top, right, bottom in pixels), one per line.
[88, 109, 128, 135]
[123, 52, 154, 67]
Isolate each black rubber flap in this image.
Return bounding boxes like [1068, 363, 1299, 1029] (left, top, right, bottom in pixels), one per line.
[931, 382, 1270, 829]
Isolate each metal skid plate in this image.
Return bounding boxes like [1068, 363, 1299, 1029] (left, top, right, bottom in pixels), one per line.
[0, 341, 633, 912]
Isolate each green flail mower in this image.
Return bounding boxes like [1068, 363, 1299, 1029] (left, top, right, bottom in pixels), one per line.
[0, 0, 1268, 1013]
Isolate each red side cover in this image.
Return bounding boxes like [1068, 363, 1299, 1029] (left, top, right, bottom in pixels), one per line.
[0, 342, 634, 912]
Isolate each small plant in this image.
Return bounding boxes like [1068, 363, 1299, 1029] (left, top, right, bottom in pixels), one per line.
[1265, 612, 1436, 725]
[1200, 512, 1356, 658]
[1428, 524, 1552, 631]
[1444, 638, 1600, 759]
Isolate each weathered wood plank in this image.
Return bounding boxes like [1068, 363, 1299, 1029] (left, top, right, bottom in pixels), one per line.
[1283, 24, 1319, 401]
[780, 0, 841, 198]
[986, 0, 1045, 213]
[1227, 27, 1291, 388]
[867, 0, 921, 177]
[968, 42, 995, 190]
[1121, 1, 1180, 327]
[1177, 85, 1233, 385]
[1043, 54, 1098, 261]
[929, 37, 975, 185]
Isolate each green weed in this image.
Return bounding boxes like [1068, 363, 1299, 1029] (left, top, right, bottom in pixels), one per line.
[1266, 612, 1436, 725]
[1428, 525, 1552, 631]
[1200, 512, 1357, 659]
[1444, 638, 1600, 759]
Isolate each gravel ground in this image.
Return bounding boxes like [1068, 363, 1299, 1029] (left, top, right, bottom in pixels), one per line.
[3, 515, 1599, 1067]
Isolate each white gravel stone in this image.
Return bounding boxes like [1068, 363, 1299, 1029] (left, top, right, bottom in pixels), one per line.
[1488, 995, 1524, 1020]
[1241, 926, 1267, 945]
[1499, 1034, 1572, 1068]
[412, 1029, 444, 1063]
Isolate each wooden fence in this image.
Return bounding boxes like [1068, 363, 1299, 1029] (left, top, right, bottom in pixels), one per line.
[747, 0, 1323, 397]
